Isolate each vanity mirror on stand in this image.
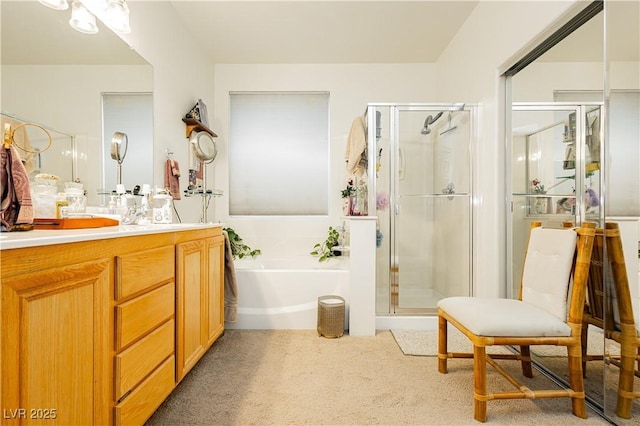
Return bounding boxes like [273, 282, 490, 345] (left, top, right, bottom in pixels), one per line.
[183, 117, 222, 223]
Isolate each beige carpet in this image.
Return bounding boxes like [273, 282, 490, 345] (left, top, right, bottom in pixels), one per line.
[146, 329, 610, 426]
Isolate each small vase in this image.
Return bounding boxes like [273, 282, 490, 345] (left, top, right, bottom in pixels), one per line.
[535, 197, 548, 214]
[342, 198, 350, 215]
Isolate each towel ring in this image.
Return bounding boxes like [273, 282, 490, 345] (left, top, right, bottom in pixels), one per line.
[3, 122, 52, 153]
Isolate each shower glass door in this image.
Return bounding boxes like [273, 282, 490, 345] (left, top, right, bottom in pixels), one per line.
[391, 106, 472, 313]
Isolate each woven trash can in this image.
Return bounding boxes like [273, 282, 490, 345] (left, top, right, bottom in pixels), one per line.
[317, 295, 345, 338]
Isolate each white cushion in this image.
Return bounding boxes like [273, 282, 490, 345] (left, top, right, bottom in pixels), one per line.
[438, 297, 571, 337]
[521, 227, 577, 321]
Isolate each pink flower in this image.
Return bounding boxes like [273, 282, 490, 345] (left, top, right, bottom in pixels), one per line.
[376, 192, 390, 211]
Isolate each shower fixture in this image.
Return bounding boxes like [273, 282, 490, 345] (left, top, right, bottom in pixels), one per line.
[420, 111, 443, 135]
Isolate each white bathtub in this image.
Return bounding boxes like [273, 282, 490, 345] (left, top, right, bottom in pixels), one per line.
[226, 256, 349, 330]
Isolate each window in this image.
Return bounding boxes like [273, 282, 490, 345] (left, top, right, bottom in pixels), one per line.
[229, 92, 329, 215]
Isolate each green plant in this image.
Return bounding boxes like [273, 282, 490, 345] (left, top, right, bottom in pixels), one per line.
[223, 227, 261, 259]
[341, 179, 356, 198]
[310, 226, 340, 262]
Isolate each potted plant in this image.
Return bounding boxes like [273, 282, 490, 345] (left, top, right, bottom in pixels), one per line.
[223, 227, 261, 259]
[310, 226, 341, 262]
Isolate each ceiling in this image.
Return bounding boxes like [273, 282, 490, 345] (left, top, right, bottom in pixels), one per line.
[1, 1, 636, 66]
[168, 1, 479, 64]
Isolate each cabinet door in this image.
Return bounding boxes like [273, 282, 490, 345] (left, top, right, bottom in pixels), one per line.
[1, 260, 111, 425]
[176, 240, 206, 381]
[206, 235, 225, 347]
[176, 236, 225, 382]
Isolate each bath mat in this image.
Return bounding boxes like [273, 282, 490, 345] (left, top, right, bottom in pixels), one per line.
[390, 327, 511, 357]
[391, 327, 611, 357]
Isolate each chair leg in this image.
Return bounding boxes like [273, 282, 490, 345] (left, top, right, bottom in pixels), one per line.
[581, 324, 588, 378]
[519, 345, 533, 378]
[567, 345, 587, 419]
[473, 345, 487, 422]
[438, 315, 448, 374]
[615, 343, 636, 419]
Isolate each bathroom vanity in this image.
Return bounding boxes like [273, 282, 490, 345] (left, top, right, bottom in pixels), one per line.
[0, 224, 224, 425]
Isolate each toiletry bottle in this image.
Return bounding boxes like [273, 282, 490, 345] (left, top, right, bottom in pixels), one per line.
[108, 196, 117, 214]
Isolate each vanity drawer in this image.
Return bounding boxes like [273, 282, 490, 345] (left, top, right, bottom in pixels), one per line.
[115, 282, 174, 351]
[115, 319, 174, 401]
[115, 246, 175, 301]
[114, 355, 175, 426]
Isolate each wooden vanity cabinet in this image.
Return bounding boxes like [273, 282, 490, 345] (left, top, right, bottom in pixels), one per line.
[176, 234, 224, 382]
[0, 226, 224, 426]
[1, 242, 113, 426]
[113, 246, 176, 426]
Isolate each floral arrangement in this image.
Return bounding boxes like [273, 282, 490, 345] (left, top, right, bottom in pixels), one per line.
[531, 178, 546, 194]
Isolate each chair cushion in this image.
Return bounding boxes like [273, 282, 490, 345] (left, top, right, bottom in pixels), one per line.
[522, 227, 577, 321]
[438, 297, 572, 337]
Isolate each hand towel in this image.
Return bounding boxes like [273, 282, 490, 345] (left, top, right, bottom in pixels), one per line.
[1, 145, 34, 231]
[345, 116, 367, 177]
[164, 159, 181, 200]
[223, 230, 239, 323]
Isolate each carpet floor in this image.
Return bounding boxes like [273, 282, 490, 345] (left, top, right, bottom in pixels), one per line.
[146, 329, 611, 426]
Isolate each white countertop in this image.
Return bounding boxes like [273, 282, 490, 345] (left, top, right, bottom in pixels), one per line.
[0, 223, 223, 250]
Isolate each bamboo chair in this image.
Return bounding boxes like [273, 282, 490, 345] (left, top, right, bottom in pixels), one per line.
[437, 222, 596, 422]
[581, 222, 640, 419]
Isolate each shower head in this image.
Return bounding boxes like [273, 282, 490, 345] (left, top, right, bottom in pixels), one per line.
[420, 111, 443, 135]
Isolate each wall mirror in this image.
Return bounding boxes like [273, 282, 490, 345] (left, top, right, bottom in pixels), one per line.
[1, 112, 74, 183]
[1, 1, 153, 206]
[507, 1, 640, 423]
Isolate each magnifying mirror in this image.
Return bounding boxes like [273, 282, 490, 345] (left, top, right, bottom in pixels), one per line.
[110, 131, 128, 186]
[110, 131, 128, 163]
[190, 130, 217, 164]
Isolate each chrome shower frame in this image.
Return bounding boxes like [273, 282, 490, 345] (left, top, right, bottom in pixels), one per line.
[366, 102, 477, 315]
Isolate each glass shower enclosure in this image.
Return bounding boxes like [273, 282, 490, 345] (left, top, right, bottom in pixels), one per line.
[367, 104, 475, 314]
[509, 102, 603, 299]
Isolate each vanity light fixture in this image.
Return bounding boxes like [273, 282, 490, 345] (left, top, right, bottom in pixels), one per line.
[39, 0, 131, 35]
[69, 0, 98, 34]
[38, 0, 69, 11]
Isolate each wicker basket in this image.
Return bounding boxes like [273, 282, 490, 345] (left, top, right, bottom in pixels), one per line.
[317, 295, 345, 338]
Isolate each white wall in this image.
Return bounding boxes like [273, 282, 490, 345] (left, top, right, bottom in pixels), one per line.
[120, 1, 216, 223]
[212, 63, 436, 257]
[435, 0, 583, 297]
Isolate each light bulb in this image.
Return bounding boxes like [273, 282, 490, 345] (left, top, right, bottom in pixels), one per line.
[104, 0, 131, 34]
[38, 0, 69, 11]
[69, 0, 98, 34]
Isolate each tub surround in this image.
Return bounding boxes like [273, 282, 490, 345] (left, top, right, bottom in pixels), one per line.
[0, 224, 224, 425]
[348, 217, 377, 336]
[229, 256, 349, 330]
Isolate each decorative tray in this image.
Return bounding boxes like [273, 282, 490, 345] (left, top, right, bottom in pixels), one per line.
[33, 217, 119, 229]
